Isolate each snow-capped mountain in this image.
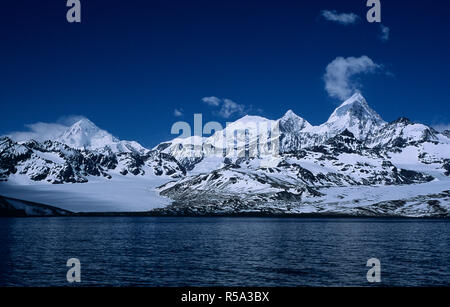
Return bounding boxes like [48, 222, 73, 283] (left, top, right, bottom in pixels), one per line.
[157, 114, 279, 170]
[57, 118, 148, 154]
[0, 117, 186, 185]
[156, 127, 448, 216]
[158, 93, 434, 163]
[366, 117, 442, 148]
[277, 110, 317, 152]
[314, 93, 386, 141]
[152, 93, 450, 217]
[0, 136, 185, 184]
[1, 93, 450, 217]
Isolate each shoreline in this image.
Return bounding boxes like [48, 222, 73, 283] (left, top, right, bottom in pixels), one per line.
[1, 195, 449, 220]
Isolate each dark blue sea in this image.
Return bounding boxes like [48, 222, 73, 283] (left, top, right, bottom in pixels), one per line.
[0, 217, 449, 287]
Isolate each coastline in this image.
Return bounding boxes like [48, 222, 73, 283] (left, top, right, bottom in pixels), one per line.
[2, 195, 449, 219]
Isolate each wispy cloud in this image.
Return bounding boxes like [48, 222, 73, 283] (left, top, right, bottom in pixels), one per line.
[173, 108, 183, 117]
[324, 56, 382, 100]
[218, 99, 246, 119]
[6, 122, 67, 142]
[320, 10, 359, 25]
[56, 115, 89, 126]
[379, 24, 390, 42]
[201, 96, 221, 107]
[201, 96, 260, 119]
[5, 115, 88, 142]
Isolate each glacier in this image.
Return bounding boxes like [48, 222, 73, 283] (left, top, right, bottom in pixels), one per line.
[1, 93, 450, 217]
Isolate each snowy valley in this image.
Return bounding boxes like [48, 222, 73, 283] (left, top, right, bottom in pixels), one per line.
[1, 93, 450, 217]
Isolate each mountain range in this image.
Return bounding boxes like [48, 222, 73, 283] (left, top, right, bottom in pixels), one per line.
[1, 93, 450, 217]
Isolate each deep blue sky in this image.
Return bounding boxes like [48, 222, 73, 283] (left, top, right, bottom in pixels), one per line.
[1, 0, 450, 147]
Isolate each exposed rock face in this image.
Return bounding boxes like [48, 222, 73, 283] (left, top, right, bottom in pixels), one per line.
[151, 93, 450, 217]
[0, 137, 185, 184]
[2, 93, 450, 217]
[157, 130, 436, 215]
[0, 195, 72, 217]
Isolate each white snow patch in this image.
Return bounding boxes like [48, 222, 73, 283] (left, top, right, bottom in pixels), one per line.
[0, 176, 172, 212]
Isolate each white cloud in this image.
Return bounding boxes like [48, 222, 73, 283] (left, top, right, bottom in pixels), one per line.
[324, 56, 382, 100]
[202, 96, 221, 106]
[56, 115, 88, 126]
[218, 99, 246, 119]
[5, 115, 87, 142]
[320, 10, 359, 25]
[174, 108, 183, 117]
[380, 24, 390, 42]
[7, 122, 68, 142]
[201, 96, 252, 119]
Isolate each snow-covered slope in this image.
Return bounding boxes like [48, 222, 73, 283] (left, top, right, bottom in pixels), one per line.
[156, 129, 447, 217]
[366, 117, 444, 148]
[315, 92, 386, 140]
[151, 93, 449, 217]
[0, 137, 185, 184]
[159, 115, 278, 170]
[157, 93, 443, 171]
[57, 118, 148, 154]
[1, 93, 450, 216]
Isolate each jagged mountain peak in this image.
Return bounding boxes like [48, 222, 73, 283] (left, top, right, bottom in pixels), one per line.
[0, 135, 185, 184]
[318, 92, 386, 140]
[281, 109, 305, 122]
[56, 118, 148, 153]
[282, 109, 298, 119]
[279, 109, 312, 132]
[69, 117, 102, 132]
[328, 93, 384, 123]
[339, 92, 365, 106]
[390, 117, 413, 125]
[365, 115, 443, 148]
[58, 118, 118, 149]
[158, 92, 449, 172]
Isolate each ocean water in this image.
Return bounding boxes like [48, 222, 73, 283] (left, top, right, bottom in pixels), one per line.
[0, 217, 448, 287]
